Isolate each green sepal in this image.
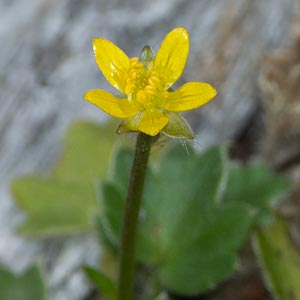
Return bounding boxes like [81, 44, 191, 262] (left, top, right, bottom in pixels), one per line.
[117, 113, 142, 134]
[140, 45, 155, 68]
[162, 112, 194, 139]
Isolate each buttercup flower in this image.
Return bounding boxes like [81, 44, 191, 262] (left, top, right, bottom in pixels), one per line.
[84, 27, 217, 138]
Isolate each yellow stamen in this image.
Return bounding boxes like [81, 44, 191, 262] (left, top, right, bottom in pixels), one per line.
[144, 85, 156, 96]
[148, 75, 160, 86]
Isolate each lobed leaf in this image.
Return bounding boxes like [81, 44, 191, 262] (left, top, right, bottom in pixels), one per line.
[11, 177, 97, 237]
[11, 120, 116, 237]
[223, 163, 291, 224]
[101, 144, 253, 294]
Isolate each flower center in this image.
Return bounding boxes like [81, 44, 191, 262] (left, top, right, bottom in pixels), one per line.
[124, 58, 165, 109]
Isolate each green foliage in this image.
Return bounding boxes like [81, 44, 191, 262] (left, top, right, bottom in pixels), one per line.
[83, 266, 116, 300]
[223, 164, 290, 224]
[253, 217, 300, 300]
[11, 121, 116, 237]
[0, 266, 46, 300]
[9, 119, 292, 297]
[100, 144, 289, 295]
[53, 121, 117, 180]
[11, 177, 97, 237]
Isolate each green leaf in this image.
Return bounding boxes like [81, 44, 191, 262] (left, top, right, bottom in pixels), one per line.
[253, 217, 300, 300]
[102, 144, 253, 294]
[83, 266, 116, 298]
[53, 120, 117, 180]
[223, 163, 291, 224]
[100, 182, 124, 247]
[109, 148, 133, 194]
[158, 203, 251, 294]
[0, 266, 46, 300]
[95, 214, 118, 255]
[136, 145, 227, 259]
[96, 149, 133, 251]
[11, 177, 97, 237]
[100, 144, 292, 295]
[148, 145, 251, 294]
[11, 120, 117, 237]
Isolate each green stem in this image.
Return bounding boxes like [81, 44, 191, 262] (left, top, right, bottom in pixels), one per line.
[118, 132, 153, 300]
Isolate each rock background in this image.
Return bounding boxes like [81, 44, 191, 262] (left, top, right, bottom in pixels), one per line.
[0, 0, 297, 299]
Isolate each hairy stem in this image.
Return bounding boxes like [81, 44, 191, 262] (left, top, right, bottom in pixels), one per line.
[118, 132, 153, 300]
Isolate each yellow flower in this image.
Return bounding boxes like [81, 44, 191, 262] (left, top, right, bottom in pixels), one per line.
[83, 27, 216, 138]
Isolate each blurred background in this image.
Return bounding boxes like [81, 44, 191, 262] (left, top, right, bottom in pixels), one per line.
[0, 0, 299, 299]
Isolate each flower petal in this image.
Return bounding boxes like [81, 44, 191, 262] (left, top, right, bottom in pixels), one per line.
[163, 113, 194, 139]
[83, 89, 139, 118]
[162, 82, 217, 112]
[93, 38, 130, 93]
[153, 27, 189, 89]
[138, 109, 168, 136]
